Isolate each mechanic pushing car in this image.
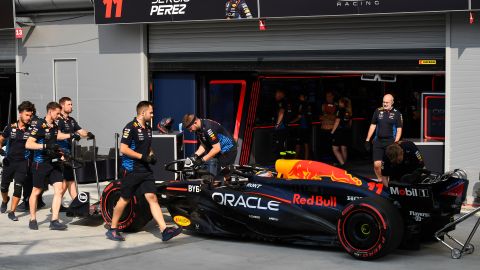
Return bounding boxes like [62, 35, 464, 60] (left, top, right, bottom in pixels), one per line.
[381, 140, 425, 185]
[25, 102, 77, 230]
[57, 97, 94, 209]
[106, 101, 182, 242]
[182, 114, 237, 175]
[225, 0, 253, 19]
[0, 101, 34, 221]
[365, 94, 403, 185]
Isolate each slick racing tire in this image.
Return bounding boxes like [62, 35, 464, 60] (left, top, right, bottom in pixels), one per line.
[100, 180, 153, 232]
[337, 197, 404, 260]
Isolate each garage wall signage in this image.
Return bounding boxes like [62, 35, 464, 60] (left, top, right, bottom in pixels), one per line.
[95, 0, 258, 24]
[260, 0, 468, 18]
[0, 0, 15, 30]
[94, 0, 471, 25]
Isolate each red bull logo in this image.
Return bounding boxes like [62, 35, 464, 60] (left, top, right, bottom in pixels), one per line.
[276, 160, 362, 186]
[293, 194, 337, 207]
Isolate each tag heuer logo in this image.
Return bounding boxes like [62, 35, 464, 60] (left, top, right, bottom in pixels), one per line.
[337, 0, 381, 7]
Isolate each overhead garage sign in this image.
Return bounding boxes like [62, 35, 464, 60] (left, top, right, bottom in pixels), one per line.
[94, 0, 258, 24]
[261, 0, 469, 17]
[0, 0, 15, 29]
[94, 0, 471, 25]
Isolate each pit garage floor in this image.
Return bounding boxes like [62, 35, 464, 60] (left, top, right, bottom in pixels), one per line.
[0, 183, 478, 270]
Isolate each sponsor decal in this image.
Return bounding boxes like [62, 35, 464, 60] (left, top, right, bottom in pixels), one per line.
[441, 182, 465, 197]
[78, 192, 89, 203]
[293, 194, 337, 207]
[122, 128, 130, 139]
[409, 211, 431, 221]
[268, 217, 279, 222]
[188, 185, 200, 193]
[173, 215, 191, 226]
[279, 160, 362, 186]
[419, 60, 437, 65]
[248, 215, 260, 220]
[207, 129, 217, 141]
[337, 0, 381, 8]
[390, 187, 429, 197]
[347, 196, 363, 201]
[246, 183, 262, 189]
[212, 192, 280, 211]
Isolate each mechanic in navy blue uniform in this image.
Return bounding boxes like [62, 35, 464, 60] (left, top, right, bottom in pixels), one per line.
[331, 97, 352, 167]
[225, 0, 253, 19]
[365, 94, 403, 185]
[382, 140, 425, 185]
[17, 107, 46, 212]
[0, 101, 34, 221]
[57, 97, 94, 207]
[106, 101, 182, 242]
[25, 101, 75, 230]
[272, 89, 291, 159]
[182, 114, 238, 173]
[290, 93, 313, 160]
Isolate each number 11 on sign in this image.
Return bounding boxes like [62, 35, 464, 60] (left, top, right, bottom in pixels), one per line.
[103, 0, 123, 19]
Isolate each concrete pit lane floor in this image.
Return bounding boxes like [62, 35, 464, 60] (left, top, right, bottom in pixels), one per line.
[0, 182, 479, 270]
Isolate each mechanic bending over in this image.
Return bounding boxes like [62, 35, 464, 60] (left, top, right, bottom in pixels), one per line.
[25, 102, 78, 230]
[381, 140, 425, 185]
[106, 101, 182, 242]
[0, 101, 34, 221]
[182, 114, 238, 175]
[365, 94, 403, 185]
[57, 97, 94, 209]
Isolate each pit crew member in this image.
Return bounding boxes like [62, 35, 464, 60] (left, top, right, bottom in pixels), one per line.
[182, 114, 237, 174]
[0, 101, 34, 221]
[106, 101, 182, 242]
[365, 94, 403, 185]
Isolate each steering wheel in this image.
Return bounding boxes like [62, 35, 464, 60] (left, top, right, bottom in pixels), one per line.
[165, 159, 196, 173]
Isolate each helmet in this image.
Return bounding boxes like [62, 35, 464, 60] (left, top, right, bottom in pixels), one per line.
[158, 117, 174, 134]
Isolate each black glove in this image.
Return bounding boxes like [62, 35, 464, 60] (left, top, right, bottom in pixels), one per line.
[141, 154, 157, 165]
[192, 156, 205, 167]
[87, 132, 95, 140]
[43, 143, 62, 158]
[149, 154, 157, 165]
[43, 143, 59, 151]
[71, 133, 81, 141]
[2, 157, 10, 167]
[0, 148, 5, 156]
[364, 141, 371, 152]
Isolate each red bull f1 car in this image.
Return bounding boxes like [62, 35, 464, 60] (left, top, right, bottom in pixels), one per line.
[100, 159, 469, 260]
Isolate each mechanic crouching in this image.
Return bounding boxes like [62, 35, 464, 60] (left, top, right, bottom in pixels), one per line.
[381, 140, 425, 186]
[182, 114, 238, 176]
[106, 101, 182, 242]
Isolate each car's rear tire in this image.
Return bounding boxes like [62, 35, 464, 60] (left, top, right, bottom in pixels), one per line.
[337, 197, 404, 260]
[100, 180, 153, 232]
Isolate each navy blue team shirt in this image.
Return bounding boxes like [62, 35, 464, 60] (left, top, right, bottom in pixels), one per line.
[120, 118, 152, 173]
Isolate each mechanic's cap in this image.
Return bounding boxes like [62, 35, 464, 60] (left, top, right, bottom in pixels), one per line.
[182, 114, 197, 130]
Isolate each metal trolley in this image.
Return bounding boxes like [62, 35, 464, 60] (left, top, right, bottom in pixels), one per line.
[434, 170, 480, 259]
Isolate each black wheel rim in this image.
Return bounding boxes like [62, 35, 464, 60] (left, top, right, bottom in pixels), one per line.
[344, 211, 381, 250]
